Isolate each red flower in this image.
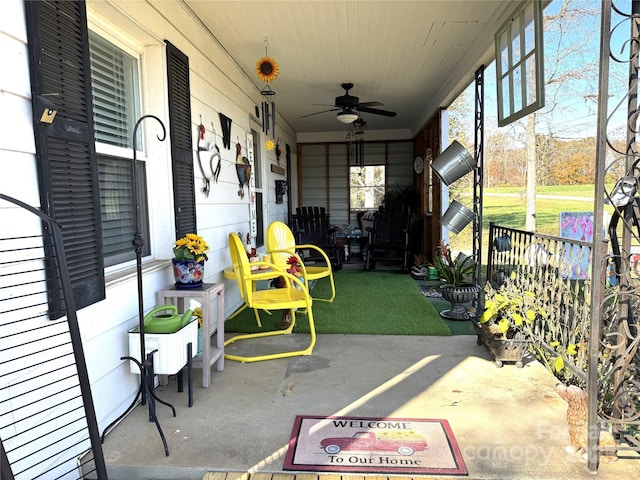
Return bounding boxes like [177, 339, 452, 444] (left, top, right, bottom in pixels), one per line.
[286, 255, 301, 275]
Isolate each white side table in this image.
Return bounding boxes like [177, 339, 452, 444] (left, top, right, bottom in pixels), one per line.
[157, 283, 224, 388]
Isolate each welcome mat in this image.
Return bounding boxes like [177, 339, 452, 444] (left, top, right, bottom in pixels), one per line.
[284, 415, 467, 476]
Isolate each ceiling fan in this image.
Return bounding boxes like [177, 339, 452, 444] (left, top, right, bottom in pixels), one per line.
[300, 83, 397, 123]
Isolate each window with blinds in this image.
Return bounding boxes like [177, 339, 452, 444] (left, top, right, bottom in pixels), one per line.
[98, 154, 149, 265]
[88, 31, 141, 149]
[89, 31, 149, 265]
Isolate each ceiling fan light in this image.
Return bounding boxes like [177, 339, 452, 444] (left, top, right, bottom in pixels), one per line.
[337, 110, 358, 124]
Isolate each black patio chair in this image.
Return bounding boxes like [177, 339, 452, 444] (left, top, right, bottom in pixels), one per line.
[291, 206, 342, 270]
[363, 206, 412, 272]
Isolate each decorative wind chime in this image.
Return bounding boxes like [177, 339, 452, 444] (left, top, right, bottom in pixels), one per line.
[346, 117, 366, 169]
[256, 37, 278, 146]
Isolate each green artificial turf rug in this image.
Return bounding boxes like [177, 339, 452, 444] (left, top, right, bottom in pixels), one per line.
[283, 415, 468, 476]
[225, 270, 452, 335]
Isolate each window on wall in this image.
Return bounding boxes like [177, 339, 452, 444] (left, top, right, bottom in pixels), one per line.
[495, 0, 544, 127]
[349, 165, 385, 210]
[97, 154, 149, 265]
[89, 31, 149, 266]
[89, 32, 141, 148]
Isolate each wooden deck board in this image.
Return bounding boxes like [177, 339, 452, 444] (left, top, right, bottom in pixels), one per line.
[203, 473, 476, 480]
[202, 473, 228, 480]
[316, 475, 341, 480]
[251, 474, 275, 480]
[292, 474, 320, 480]
[270, 474, 297, 480]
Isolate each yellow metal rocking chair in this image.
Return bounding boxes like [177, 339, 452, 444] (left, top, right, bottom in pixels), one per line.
[265, 220, 336, 303]
[224, 232, 316, 362]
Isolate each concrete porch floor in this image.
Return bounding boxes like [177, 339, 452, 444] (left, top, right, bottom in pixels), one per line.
[99, 333, 640, 480]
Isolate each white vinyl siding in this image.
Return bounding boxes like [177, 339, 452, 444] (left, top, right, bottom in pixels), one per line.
[299, 141, 413, 226]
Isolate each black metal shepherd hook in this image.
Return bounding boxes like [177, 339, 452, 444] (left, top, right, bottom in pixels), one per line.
[101, 115, 175, 456]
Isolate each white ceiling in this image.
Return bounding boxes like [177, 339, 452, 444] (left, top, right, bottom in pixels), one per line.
[185, 0, 523, 136]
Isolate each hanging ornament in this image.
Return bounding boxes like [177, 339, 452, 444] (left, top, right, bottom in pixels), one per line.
[256, 57, 278, 82]
[265, 139, 275, 151]
[236, 142, 251, 198]
[275, 139, 282, 164]
[256, 38, 279, 83]
[261, 84, 276, 96]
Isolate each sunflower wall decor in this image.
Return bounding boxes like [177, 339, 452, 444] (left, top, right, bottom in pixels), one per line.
[256, 56, 279, 83]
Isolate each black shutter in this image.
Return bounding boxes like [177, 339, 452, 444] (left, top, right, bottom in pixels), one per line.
[165, 40, 197, 238]
[25, 0, 105, 316]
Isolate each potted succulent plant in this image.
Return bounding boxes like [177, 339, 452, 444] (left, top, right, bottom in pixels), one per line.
[475, 271, 546, 367]
[431, 241, 479, 320]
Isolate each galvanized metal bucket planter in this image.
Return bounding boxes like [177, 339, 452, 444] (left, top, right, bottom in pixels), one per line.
[472, 321, 528, 368]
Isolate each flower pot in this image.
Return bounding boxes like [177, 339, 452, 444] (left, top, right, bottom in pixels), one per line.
[440, 284, 479, 320]
[441, 201, 475, 234]
[428, 267, 439, 280]
[472, 321, 528, 368]
[172, 258, 205, 289]
[128, 320, 198, 375]
[431, 140, 476, 186]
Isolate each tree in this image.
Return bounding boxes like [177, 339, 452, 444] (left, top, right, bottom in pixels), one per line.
[484, 131, 526, 187]
[448, 89, 472, 147]
[536, 136, 597, 185]
[522, 0, 600, 230]
[552, 152, 594, 184]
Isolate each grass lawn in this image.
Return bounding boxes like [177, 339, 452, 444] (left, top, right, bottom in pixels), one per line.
[448, 184, 614, 260]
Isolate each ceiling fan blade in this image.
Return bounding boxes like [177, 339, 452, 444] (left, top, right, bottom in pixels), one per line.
[299, 108, 340, 118]
[356, 101, 384, 107]
[355, 106, 397, 117]
[305, 83, 394, 120]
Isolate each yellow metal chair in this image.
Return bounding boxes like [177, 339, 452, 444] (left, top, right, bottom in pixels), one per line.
[266, 220, 336, 303]
[224, 232, 316, 362]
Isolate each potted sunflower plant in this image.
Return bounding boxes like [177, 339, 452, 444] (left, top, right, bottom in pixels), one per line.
[172, 233, 209, 289]
[431, 241, 479, 320]
[475, 271, 547, 368]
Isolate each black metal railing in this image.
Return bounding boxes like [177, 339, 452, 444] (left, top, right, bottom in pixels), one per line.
[487, 221, 640, 461]
[487, 222, 594, 384]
